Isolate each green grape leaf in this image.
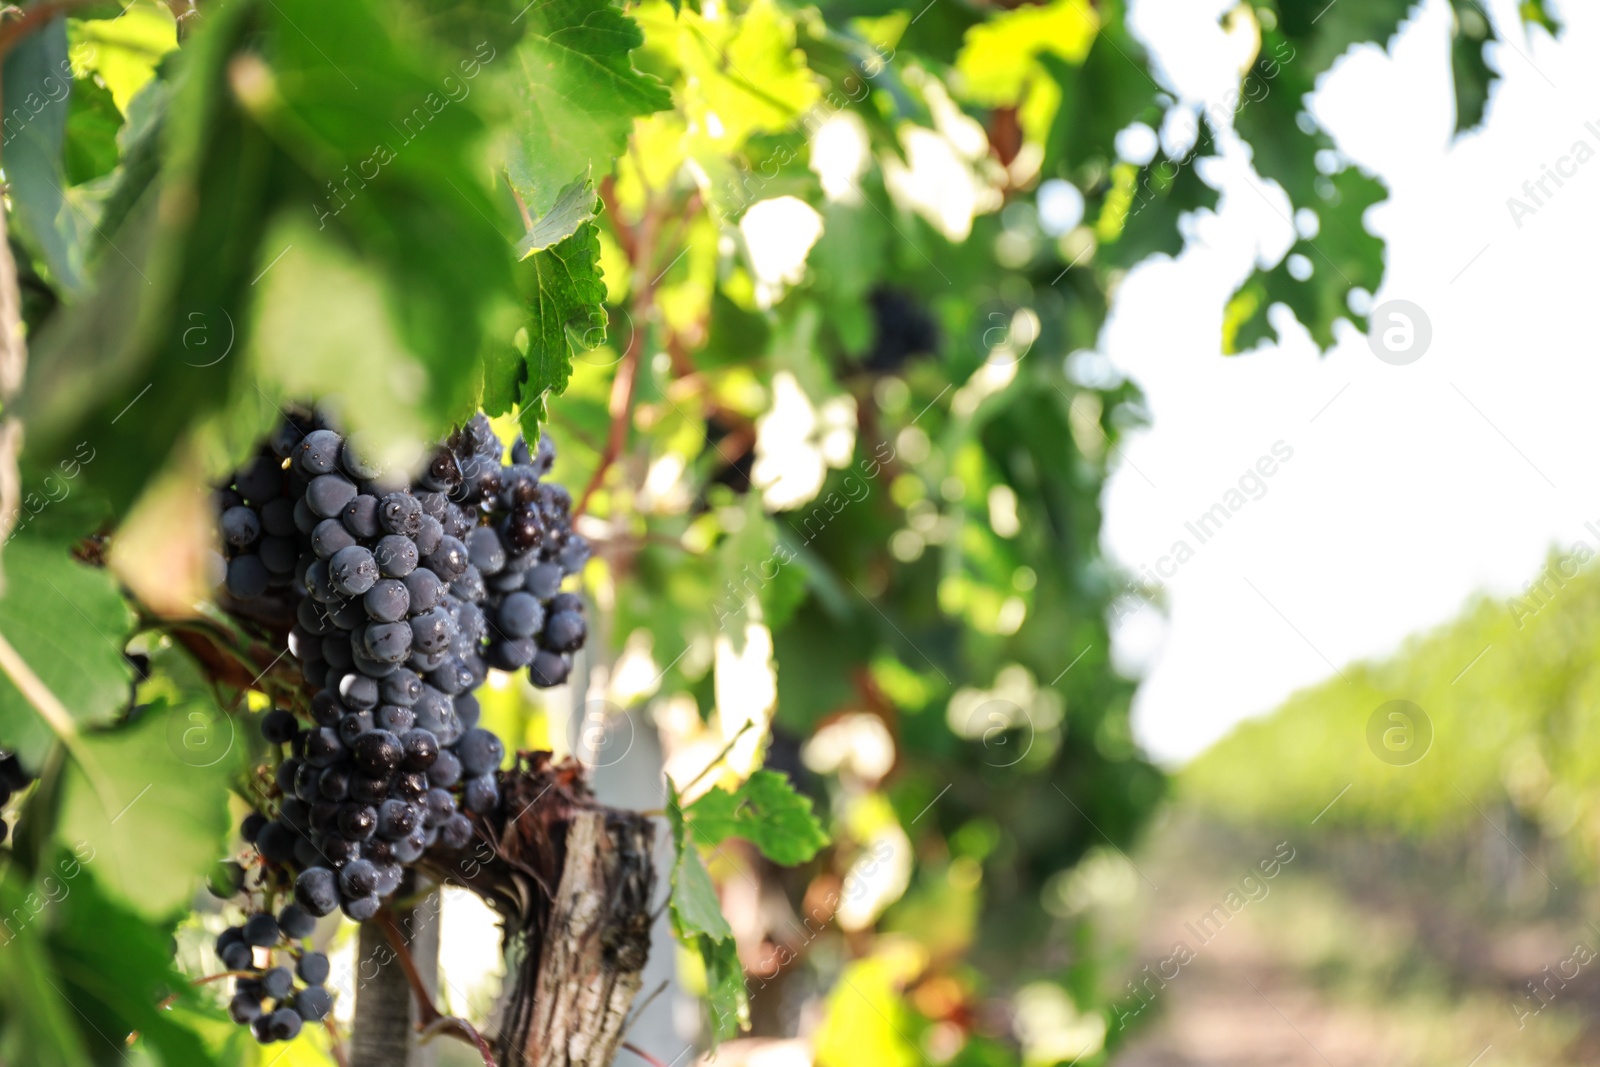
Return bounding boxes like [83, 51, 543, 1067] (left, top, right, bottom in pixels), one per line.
[3, 17, 81, 292]
[66, 3, 177, 112]
[637, 0, 818, 176]
[1225, 166, 1386, 352]
[1263, 0, 1413, 79]
[683, 769, 829, 865]
[666, 778, 749, 1041]
[506, 0, 672, 219]
[63, 70, 123, 185]
[698, 933, 750, 1042]
[0, 863, 220, 1065]
[1231, 32, 1321, 202]
[1096, 146, 1221, 269]
[516, 176, 598, 258]
[57, 702, 236, 921]
[1520, 0, 1561, 35]
[1449, 0, 1494, 131]
[0, 536, 135, 774]
[516, 219, 609, 422]
[1039, 24, 1162, 176]
[670, 841, 734, 941]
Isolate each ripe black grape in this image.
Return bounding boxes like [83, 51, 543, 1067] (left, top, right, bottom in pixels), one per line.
[295, 868, 339, 916]
[296, 985, 333, 1022]
[298, 952, 330, 986]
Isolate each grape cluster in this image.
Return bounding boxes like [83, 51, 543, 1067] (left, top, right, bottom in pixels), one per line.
[0, 752, 32, 845]
[213, 902, 333, 1044]
[208, 408, 589, 1042]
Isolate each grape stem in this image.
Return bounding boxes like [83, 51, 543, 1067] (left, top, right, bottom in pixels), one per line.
[374, 908, 499, 1067]
[676, 720, 755, 797]
[575, 176, 658, 518]
[324, 1018, 350, 1067]
[154, 970, 260, 1011]
[621, 1042, 672, 1067]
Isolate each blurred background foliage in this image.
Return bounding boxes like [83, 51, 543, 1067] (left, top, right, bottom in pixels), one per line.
[0, 0, 1564, 1064]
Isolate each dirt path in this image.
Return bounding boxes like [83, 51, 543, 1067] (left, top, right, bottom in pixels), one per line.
[1107, 817, 1599, 1067]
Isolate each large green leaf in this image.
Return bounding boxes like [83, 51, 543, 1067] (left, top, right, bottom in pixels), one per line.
[505, 0, 672, 218]
[3, 17, 81, 292]
[683, 769, 829, 865]
[57, 704, 236, 921]
[0, 537, 134, 774]
[0, 862, 221, 1066]
[23, 0, 521, 513]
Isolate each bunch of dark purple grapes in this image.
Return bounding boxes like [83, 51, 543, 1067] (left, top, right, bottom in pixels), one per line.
[213, 901, 332, 1043]
[209, 409, 589, 1042]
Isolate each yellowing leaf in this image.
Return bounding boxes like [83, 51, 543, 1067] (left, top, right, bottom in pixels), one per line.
[814, 953, 923, 1067]
[69, 3, 178, 112]
[640, 0, 818, 156]
[956, 0, 1099, 105]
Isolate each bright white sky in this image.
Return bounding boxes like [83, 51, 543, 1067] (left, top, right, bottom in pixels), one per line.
[1103, 0, 1600, 764]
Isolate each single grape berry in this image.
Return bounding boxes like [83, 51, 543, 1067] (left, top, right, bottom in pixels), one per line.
[229, 993, 263, 1025]
[342, 493, 381, 538]
[278, 903, 317, 940]
[339, 858, 378, 898]
[529, 650, 570, 688]
[297, 951, 331, 986]
[496, 592, 544, 639]
[306, 473, 358, 519]
[295, 868, 339, 917]
[226, 555, 271, 599]
[342, 893, 381, 922]
[261, 966, 294, 1001]
[364, 579, 409, 623]
[242, 912, 281, 947]
[260, 709, 299, 745]
[268, 1007, 303, 1042]
[377, 705, 415, 733]
[353, 730, 402, 777]
[374, 534, 418, 578]
[544, 611, 587, 653]
[463, 774, 499, 814]
[338, 803, 378, 840]
[311, 518, 356, 560]
[427, 748, 463, 787]
[377, 799, 419, 840]
[296, 985, 334, 1023]
[400, 729, 439, 771]
[379, 492, 422, 536]
[440, 812, 474, 849]
[220, 506, 262, 547]
[221, 939, 254, 972]
[329, 545, 379, 596]
[297, 429, 343, 475]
